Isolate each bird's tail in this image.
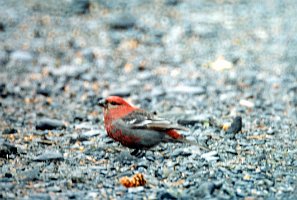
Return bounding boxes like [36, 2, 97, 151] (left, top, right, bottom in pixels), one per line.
[179, 137, 209, 150]
[165, 130, 209, 150]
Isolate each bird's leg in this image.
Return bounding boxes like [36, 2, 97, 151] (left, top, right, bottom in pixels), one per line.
[135, 150, 145, 158]
[131, 149, 138, 155]
[131, 149, 145, 158]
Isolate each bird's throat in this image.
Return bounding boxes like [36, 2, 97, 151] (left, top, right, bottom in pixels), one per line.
[104, 106, 135, 123]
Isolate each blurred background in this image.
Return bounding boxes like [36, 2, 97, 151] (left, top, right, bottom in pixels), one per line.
[1, 0, 296, 112]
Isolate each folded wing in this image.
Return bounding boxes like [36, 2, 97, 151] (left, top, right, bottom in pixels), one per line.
[122, 109, 188, 131]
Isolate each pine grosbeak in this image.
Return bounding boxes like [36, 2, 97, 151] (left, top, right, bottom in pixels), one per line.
[98, 96, 207, 155]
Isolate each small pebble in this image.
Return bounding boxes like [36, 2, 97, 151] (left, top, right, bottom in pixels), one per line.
[226, 116, 242, 134]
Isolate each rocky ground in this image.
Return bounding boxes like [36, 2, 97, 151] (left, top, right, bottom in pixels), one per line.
[1, 0, 297, 199]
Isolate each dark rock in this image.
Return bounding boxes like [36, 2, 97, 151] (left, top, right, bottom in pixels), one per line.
[33, 150, 63, 162]
[2, 128, 18, 134]
[4, 173, 13, 178]
[74, 113, 84, 122]
[158, 191, 177, 200]
[0, 139, 18, 158]
[165, 0, 179, 6]
[109, 14, 136, 30]
[0, 22, 5, 32]
[178, 115, 210, 126]
[36, 118, 66, 130]
[36, 88, 51, 96]
[0, 83, 8, 98]
[226, 116, 242, 134]
[33, 29, 41, 38]
[71, 0, 91, 15]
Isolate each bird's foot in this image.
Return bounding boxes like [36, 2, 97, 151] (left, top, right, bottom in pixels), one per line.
[131, 149, 145, 158]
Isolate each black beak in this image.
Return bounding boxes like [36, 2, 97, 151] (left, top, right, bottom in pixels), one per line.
[98, 98, 107, 107]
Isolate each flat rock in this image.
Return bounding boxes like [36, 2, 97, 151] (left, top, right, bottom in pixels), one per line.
[20, 168, 40, 181]
[178, 115, 210, 126]
[171, 148, 192, 157]
[201, 151, 219, 162]
[109, 14, 136, 29]
[33, 150, 63, 162]
[78, 130, 101, 141]
[167, 86, 205, 95]
[10, 50, 33, 64]
[36, 118, 66, 130]
[48, 65, 88, 78]
[108, 88, 132, 97]
[29, 193, 51, 200]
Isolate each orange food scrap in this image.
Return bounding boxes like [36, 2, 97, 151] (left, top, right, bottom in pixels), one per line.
[120, 173, 146, 188]
[222, 123, 230, 131]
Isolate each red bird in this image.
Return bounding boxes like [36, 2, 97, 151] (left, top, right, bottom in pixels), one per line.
[98, 96, 206, 156]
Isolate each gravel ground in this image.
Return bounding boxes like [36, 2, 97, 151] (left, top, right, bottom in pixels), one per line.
[1, 0, 297, 199]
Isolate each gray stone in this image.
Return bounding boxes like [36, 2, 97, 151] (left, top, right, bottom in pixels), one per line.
[33, 150, 63, 162]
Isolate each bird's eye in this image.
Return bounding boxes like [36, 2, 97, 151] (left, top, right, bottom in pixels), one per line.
[110, 102, 118, 106]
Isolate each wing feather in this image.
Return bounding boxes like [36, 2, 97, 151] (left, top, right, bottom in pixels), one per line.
[122, 109, 189, 131]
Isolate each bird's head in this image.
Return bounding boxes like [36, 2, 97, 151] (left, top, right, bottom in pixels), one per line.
[98, 96, 136, 120]
[98, 96, 133, 110]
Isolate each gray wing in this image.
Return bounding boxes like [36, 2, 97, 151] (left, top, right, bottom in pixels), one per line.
[121, 109, 189, 131]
